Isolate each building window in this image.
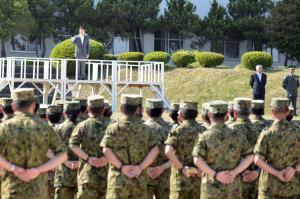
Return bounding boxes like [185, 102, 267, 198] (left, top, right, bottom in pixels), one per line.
[224, 41, 240, 59]
[154, 31, 183, 54]
[11, 34, 41, 53]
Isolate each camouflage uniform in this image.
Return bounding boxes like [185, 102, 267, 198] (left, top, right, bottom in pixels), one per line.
[193, 100, 253, 199]
[251, 100, 271, 133]
[100, 94, 160, 199]
[201, 102, 210, 129]
[54, 102, 80, 199]
[165, 101, 206, 199]
[144, 99, 172, 199]
[229, 98, 259, 199]
[69, 95, 109, 199]
[77, 99, 88, 123]
[254, 98, 300, 199]
[169, 103, 179, 128]
[0, 88, 66, 199]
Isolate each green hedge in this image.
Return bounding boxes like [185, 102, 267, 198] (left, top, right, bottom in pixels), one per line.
[195, 52, 224, 67]
[172, 50, 195, 67]
[103, 54, 117, 60]
[143, 51, 170, 63]
[118, 52, 145, 61]
[50, 39, 105, 76]
[241, 51, 273, 70]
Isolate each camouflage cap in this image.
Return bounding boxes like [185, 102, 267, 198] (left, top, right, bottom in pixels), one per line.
[87, 95, 105, 108]
[104, 99, 110, 109]
[208, 100, 228, 114]
[179, 100, 198, 111]
[252, 100, 265, 109]
[63, 101, 80, 112]
[201, 102, 210, 114]
[120, 94, 143, 106]
[170, 103, 180, 111]
[234, 97, 252, 111]
[38, 104, 48, 115]
[55, 100, 66, 106]
[12, 88, 35, 102]
[47, 105, 63, 114]
[146, 99, 164, 109]
[271, 97, 289, 110]
[0, 98, 13, 106]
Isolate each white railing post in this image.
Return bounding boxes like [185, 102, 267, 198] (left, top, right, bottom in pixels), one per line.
[111, 61, 118, 112]
[61, 59, 67, 101]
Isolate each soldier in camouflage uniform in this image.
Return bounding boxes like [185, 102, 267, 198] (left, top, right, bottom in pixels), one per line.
[286, 106, 299, 128]
[69, 95, 109, 199]
[250, 100, 271, 133]
[77, 99, 88, 122]
[0, 98, 14, 122]
[254, 97, 300, 199]
[54, 101, 80, 199]
[100, 94, 160, 199]
[46, 105, 64, 199]
[229, 98, 260, 199]
[0, 88, 67, 199]
[165, 100, 206, 199]
[103, 100, 112, 119]
[37, 104, 48, 122]
[225, 101, 235, 125]
[144, 99, 172, 199]
[193, 100, 254, 199]
[201, 102, 210, 129]
[169, 103, 179, 128]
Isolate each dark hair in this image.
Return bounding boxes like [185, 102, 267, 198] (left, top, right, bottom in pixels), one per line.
[2, 105, 14, 114]
[169, 110, 178, 122]
[146, 108, 163, 118]
[88, 106, 104, 116]
[0, 112, 3, 120]
[202, 114, 210, 123]
[211, 113, 227, 121]
[286, 114, 293, 122]
[235, 109, 250, 118]
[272, 107, 289, 114]
[65, 109, 80, 123]
[16, 101, 34, 110]
[47, 112, 62, 124]
[120, 104, 138, 115]
[79, 26, 86, 30]
[40, 114, 46, 119]
[252, 108, 264, 116]
[34, 102, 40, 113]
[103, 107, 112, 118]
[80, 106, 87, 113]
[228, 109, 235, 118]
[181, 109, 198, 120]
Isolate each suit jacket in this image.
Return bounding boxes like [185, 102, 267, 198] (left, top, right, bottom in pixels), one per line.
[72, 34, 90, 59]
[250, 73, 267, 96]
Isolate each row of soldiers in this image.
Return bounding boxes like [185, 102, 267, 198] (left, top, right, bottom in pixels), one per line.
[0, 88, 298, 199]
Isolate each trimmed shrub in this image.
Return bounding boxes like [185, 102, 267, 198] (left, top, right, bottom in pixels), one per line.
[50, 39, 105, 76]
[118, 52, 145, 61]
[143, 51, 170, 63]
[195, 52, 224, 67]
[172, 50, 195, 67]
[241, 51, 273, 70]
[103, 54, 117, 60]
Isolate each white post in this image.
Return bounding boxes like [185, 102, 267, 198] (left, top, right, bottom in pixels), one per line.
[111, 61, 118, 112]
[61, 59, 67, 101]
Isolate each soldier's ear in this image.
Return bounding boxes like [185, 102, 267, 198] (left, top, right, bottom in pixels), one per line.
[12, 103, 17, 112]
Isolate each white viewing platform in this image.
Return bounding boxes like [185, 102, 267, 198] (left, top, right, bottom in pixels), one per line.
[0, 57, 169, 111]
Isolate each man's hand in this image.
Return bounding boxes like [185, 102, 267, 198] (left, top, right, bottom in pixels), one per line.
[88, 157, 108, 168]
[11, 165, 26, 181]
[129, 165, 143, 178]
[147, 166, 164, 179]
[215, 171, 235, 184]
[242, 170, 259, 183]
[281, 166, 296, 182]
[20, 168, 41, 182]
[121, 165, 135, 179]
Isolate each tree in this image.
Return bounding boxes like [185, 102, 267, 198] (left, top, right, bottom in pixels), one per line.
[266, 0, 300, 64]
[162, 0, 199, 49]
[195, 0, 228, 52]
[27, 0, 56, 57]
[226, 0, 273, 49]
[0, 0, 34, 57]
[95, 0, 161, 52]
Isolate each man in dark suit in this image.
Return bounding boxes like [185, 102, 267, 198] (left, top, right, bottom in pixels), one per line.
[71, 26, 90, 80]
[250, 65, 267, 100]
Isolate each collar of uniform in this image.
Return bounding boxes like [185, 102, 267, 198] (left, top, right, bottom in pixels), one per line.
[15, 111, 33, 117]
[273, 119, 286, 125]
[236, 118, 251, 123]
[123, 115, 138, 122]
[210, 123, 226, 129]
[182, 119, 197, 126]
[149, 117, 163, 123]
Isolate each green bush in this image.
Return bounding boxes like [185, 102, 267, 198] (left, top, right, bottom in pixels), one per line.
[172, 50, 195, 67]
[241, 51, 273, 70]
[118, 52, 145, 61]
[143, 51, 170, 63]
[50, 39, 105, 76]
[195, 52, 224, 67]
[103, 54, 117, 60]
